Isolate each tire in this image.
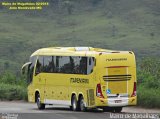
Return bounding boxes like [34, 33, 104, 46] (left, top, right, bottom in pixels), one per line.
[36, 93, 45, 110]
[79, 96, 86, 112]
[114, 107, 123, 113]
[71, 95, 78, 111]
[103, 107, 114, 112]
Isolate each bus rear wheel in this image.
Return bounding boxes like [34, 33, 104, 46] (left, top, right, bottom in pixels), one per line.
[103, 107, 122, 113]
[103, 107, 114, 112]
[113, 107, 122, 113]
[79, 96, 86, 112]
[71, 95, 78, 111]
[36, 93, 45, 110]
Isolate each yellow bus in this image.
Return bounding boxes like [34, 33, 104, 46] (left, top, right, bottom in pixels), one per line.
[22, 47, 137, 112]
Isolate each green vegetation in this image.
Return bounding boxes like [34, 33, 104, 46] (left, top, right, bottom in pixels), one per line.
[137, 58, 160, 108]
[0, 0, 159, 108]
[0, 71, 27, 101]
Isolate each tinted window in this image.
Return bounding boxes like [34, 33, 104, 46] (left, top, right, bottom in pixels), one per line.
[28, 56, 37, 83]
[74, 57, 87, 74]
[80, 57, 87, 74]
[34, 55, 95, 75]
[35, 56, 43, 75]
[87, 57, 95, 74]
[56, 56, 60, 73]
[59, 56, 73, 73]
[43, 56, 54, 73]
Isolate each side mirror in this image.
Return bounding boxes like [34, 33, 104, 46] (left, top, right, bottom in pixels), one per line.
[22, 67, 25, 74]
[21, 62, 32, 75]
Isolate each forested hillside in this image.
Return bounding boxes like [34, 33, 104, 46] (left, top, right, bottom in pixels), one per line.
[0, 0, 160, 74]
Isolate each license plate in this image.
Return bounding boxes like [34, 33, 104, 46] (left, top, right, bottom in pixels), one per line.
[115, 100, 122, 103]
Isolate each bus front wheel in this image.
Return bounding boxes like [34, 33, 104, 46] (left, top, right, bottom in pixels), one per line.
[36, 93, 45, 110]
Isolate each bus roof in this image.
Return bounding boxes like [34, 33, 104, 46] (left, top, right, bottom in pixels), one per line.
[30, 47, 131, 57]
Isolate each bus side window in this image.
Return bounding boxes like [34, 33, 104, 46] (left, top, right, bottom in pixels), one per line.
[87, 57, 95, 74]
[59, 56, 73, 74]
[72, 56, 80, 74]
[28, 65, 34, 83]
[52, 56, 56, 72]
[28, 56, 36, 84]
[79, 57, 87, 74]
[43, 56, 53, 73]
[35, 56, 43, 75]
[56, 56, 60, 73]
[69, 56, 75, 74]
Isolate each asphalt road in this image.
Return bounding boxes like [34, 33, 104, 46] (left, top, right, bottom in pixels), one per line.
[0, 101, 159, 119]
